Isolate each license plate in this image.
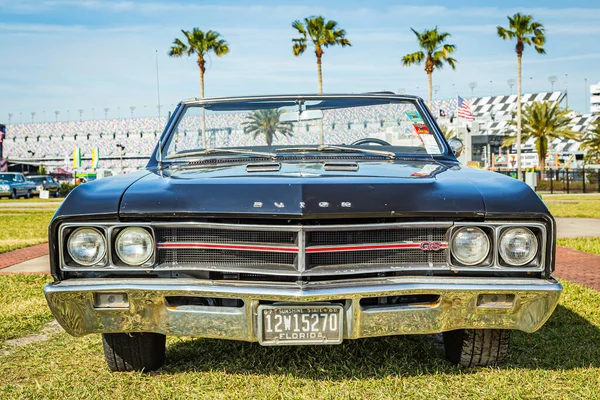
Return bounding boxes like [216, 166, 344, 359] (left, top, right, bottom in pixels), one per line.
[258, 304, 343, 346]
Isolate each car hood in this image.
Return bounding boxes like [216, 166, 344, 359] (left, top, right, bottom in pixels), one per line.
[113, 160, 548, 219]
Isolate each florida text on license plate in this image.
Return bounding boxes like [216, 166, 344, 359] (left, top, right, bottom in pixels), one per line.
[258, 304, 344, 346]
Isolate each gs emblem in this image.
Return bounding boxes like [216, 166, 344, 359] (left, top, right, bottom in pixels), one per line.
[420, 241, 443, 251]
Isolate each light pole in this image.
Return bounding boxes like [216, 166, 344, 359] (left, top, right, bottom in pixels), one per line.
[117, 106, 121, 119]
[20, 112, 22, 124]
[565, 73, 569, 108]
[104, 108, 109, 119]
[78, 109, 84, 121]
[67, 110, 70, 121]
[548, 75, 557, 92]
[31, 112, 36, 123]
[433, 85, 440, 101]
[130, 106, 135, 119]
[7, 113, 12, 124]
[489, 80, 493, 96]
[54, 110, 59, 122]
[584, 77, 588, 113]
[92, 108, 95, 119]
[469, 82, 477, 97]
[508, 79, 516, 94]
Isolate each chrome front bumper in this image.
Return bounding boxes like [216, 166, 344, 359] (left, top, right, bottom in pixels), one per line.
[44, 277, 562, 340]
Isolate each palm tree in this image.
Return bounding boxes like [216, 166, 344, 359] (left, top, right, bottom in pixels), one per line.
[242, 109, 293, 146]
[292, 16, 351, 93]
[168, 28, 230, 98]
[401, 27, 457, 108]
[502, 102, 577, 178]
[497, 13, 546, 180]
[581, 120, 600, 164]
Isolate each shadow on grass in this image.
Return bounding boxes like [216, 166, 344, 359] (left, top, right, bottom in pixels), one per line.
[160, 304, 598, 379]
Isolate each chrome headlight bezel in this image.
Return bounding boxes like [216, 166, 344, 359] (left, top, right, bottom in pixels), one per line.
[66, 227, 107, 266]
[114, 227, 155, 266]
[450, 226, 491, 266]
[448, 222, 547, 271]
[498, 227, 539, 266]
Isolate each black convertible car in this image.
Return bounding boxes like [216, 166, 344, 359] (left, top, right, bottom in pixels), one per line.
[44, 93, 561, 372]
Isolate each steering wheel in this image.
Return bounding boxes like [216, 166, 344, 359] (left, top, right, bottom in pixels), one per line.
[350, 138, 392, 146]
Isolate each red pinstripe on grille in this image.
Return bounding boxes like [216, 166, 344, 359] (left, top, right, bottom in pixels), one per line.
[306, 242, 448, 253]
[156, 243, 299, 253]
[157, 242, 447, 253]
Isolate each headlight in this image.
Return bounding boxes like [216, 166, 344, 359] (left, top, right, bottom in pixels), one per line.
[115, 227, 154, 265]
[67, 227, 106, 266]
[0, 185, 9, 191]
[451, 227, 490, 265]
[37, 185, 44, 191]
[499, 227, 538, 266]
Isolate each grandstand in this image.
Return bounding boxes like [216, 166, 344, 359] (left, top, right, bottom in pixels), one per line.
[2, 91, 598, 173]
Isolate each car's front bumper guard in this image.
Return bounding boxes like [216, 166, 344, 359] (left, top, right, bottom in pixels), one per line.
[44, 277, 562, 340]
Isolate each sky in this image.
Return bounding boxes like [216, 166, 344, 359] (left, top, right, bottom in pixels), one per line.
[1, 0, 599, 123]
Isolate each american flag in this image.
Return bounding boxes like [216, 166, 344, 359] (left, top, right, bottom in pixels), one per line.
[457, 96, 475, 121]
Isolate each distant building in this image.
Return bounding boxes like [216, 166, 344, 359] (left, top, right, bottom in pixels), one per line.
[591, 82, 600, 114]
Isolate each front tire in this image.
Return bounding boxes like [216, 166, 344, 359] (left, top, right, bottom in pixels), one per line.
[102, 333, 166, 372]
[443, 329, 510, 367]
[26, 190, 32, 199]
[10, 190, 17, 199]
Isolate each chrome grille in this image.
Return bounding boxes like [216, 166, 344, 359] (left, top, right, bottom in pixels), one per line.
[308, 249, 446, 267]
[156, 228, 296, 245]
[154, 222, 450, 279]
[159, 248, 296, 268]
[309, 228, 445, 245]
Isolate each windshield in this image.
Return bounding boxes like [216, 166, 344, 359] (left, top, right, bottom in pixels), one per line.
[30, 177, 44, 183]
[0, 174, 16, 182]
[164, 97, 443, 159]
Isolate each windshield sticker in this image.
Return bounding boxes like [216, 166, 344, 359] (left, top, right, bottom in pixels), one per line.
[405, 111, 424, 124]
[412, 123, 430, 134]
[419, 134, 442, 155]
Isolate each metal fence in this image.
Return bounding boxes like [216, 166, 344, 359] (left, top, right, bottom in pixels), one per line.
[493, 168, 600, 194]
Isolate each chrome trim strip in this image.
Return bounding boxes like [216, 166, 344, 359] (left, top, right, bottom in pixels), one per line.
[44, 276, 562, 338]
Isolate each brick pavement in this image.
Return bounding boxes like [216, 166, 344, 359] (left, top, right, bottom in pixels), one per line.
[555, 246, 600, 291]
[0, 243, 49, 270]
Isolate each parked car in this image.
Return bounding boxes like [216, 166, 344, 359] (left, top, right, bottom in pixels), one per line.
[44, 93, 562, 372]
[28, 175, 61, 197]
[0, 172, 37, 199]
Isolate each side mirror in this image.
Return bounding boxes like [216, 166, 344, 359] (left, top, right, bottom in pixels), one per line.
[448, 137, 464, 157]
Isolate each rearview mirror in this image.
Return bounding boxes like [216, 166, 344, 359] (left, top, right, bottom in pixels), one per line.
[448, 137, 464, 157]
[279, 110, 323, 123]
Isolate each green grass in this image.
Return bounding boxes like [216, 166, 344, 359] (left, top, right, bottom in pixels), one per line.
[557, 237, 600, 256]
[0, 209, 55, 253]
[543, 194, 600, 219]
[0, 279, 599, 399]
[0, 274, 53, 345]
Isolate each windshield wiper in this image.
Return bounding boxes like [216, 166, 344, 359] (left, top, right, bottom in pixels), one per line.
[166, 148, 277, 160]
[276, 145, 396, 159]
